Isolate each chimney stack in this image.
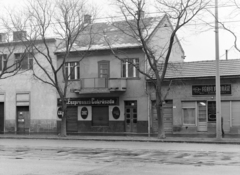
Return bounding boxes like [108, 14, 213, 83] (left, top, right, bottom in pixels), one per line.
[84, 14, 92, 24]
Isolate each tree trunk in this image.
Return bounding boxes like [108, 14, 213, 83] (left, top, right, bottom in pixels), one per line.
[60, 101, 67, 137]
[156, 86, 165, 139]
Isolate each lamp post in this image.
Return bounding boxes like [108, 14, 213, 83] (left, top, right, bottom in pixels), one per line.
[215, 0, 222, 140]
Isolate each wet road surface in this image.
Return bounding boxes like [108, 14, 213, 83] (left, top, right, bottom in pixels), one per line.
[0, 139, 240, 174]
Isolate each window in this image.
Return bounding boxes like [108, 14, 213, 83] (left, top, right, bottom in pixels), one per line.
[15, 53, 33, 70]
[0, 55, 7, 71]
[65, 62, 80, 80]
[182, 102, 196, 125]
[183, 108, 196, 125]
[122, 58, 139, 78]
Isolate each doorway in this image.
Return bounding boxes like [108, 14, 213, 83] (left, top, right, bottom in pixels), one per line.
[125, 101, 137, 133]
[16, 106, 30, 134]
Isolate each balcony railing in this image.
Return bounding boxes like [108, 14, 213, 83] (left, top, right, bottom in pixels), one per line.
[81, 78, 107, 88]
[79, 78, 126, 93]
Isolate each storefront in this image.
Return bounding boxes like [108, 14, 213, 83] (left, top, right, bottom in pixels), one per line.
[148, 59, 240, 135]
[57, 97, 126, 133]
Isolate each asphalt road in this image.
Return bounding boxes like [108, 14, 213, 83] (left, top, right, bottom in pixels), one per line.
[0, 139, 240, 175]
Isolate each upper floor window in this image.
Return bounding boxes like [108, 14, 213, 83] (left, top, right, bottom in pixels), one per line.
[65, 62, 80, 80]
[15, 53, 33, 70]
[0, 54, 7, 71]
[122, 58, 139, 78]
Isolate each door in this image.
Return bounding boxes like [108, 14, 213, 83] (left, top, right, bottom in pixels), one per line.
[163, 101, 173, 133]
[98, 61, 109, 87]
[197, 101, 207, 132]
[0, 103, 4, 134]
[125, 101, 137, 132]
[151, 101, 173, 133]
[66, 106, 78, 133]
[221, 101, 230, 133]
[232, 101, 240, 126]
[17, 106, 30, 134]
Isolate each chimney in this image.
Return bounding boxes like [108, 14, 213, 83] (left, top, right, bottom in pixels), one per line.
[84, 15, 92, 24]
[13, 31, 27, 41]
[0, 33, 7, 42]
[136, 10, 145, 19]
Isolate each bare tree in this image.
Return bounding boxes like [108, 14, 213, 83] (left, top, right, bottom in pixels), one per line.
[4, 0, 96, 136]
[106, 0, 209, 138]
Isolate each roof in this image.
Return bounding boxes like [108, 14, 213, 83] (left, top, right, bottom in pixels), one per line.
[56, 16, 165, 52]
[152, 59, 240, 80]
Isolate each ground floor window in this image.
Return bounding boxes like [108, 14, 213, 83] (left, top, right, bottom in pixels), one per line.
[92, 106, 109, 126]
[182, 102, 196, 125]
[183, 108, 195, 125]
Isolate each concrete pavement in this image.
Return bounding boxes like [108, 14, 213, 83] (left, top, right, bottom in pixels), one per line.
[0, 133, 240, 144]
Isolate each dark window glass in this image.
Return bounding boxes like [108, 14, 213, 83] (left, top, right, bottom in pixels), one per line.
[92, 106, 109, 126]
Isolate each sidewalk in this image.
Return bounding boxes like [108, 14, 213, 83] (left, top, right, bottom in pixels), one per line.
[1, 133, 240, 144]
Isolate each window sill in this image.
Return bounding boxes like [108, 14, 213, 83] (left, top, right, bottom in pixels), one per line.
[122, 77, 141, 80]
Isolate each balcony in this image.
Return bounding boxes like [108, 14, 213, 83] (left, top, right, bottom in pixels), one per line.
[75, 78, 127, 94]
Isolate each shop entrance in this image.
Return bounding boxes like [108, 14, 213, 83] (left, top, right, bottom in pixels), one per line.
[125, 101, 137, 133]
[17, 106, 30, 134]
[0, 103, 4, 134]
[66, 106, 78, 133]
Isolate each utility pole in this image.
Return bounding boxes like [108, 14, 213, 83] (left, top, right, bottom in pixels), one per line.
[215, 0, 222, 140]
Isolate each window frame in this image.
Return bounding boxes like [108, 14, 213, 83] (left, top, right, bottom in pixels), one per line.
[182, 101, 197, 126]
[0, 54, 7, 71]
[65, 61, 80, 80]
[122, 58, 139, 78]
[15, 53, 33, 70]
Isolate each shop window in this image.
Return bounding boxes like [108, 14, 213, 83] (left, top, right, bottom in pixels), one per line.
[65, 62, 80, 80]
[182, 101, 196, 125]
[208, 101, 216, 122]
[122, 58, 139, 78]
[183, 108, 195, 125]
[92, 106, 109, 126]
[198, 102, 207, 122]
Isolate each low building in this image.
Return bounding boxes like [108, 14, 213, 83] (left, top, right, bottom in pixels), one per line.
[148, 59, 240, 135]
[0, 37, 58, 134]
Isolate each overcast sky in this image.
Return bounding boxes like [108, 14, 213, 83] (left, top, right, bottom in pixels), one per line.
[0, 0, 239, 62]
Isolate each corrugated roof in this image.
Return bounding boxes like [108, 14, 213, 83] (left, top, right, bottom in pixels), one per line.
[153, 59, 240, 79]
[57, 16, 164, 52]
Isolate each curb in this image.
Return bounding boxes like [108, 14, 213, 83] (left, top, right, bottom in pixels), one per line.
[1, 136, 240, 145]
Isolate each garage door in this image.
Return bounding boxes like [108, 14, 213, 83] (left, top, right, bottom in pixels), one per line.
[66, 106, 78, 132]
[151, 101, 173, 133]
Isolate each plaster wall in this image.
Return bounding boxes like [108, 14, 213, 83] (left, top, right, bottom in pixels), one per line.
[0, 42, 58, 133]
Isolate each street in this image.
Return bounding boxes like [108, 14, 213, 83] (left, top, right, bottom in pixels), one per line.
[0, 139, 240, 175]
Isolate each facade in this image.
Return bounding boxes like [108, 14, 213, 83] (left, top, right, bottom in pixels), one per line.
[149, 59, 240, 135]
[56, 15, 184, 134]
[0, 38, 58, 134]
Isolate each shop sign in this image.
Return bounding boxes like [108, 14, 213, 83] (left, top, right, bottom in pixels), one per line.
[112, 107, 120, 119]
[192, 84, 231, 95]
[57, 107, 64, 119]
[58, 97, 119, 106]
[81, 107, 88, 119]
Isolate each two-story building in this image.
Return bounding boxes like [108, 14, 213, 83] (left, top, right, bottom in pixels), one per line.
[149, 59, 240, 136]
[0, 32, 57, 134]
[56, 14, 185, 135]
